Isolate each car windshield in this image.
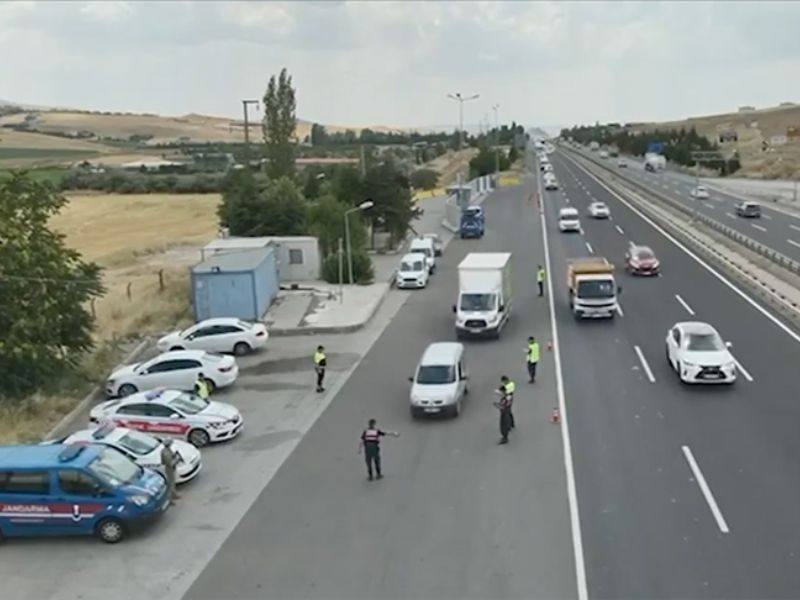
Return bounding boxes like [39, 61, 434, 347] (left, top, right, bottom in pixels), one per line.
[686, 333, 724, 351]
[560, 212, 577, 220]
[87, 447, 143, 487]
[401, 260, 424, 272]
[636, 249, 655, 260]
[460, 293, 496, 311]
[117, 430, 161, 456]
[168, 392, 209, 415]
[416, 365, 456, 385]
[577, 280, 615, 298]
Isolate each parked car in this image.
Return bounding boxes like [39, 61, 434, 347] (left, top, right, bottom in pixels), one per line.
[106, 350, 238, 398]
[625, 245, 660, 276]
[422, 232, 444, 256]
[735, 201, 761, 218]
[157, 318, 268, 356]
[90, 388, 244, 448]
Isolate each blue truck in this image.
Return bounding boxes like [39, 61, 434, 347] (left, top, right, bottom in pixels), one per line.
[459, 206, 485, 239]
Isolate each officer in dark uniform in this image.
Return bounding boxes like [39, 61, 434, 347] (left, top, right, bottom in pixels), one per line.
[358, 418, 399, 480]
[496, 375, 516, 429]
[313, 345, 327, 393]
[493, 383, 513, 445]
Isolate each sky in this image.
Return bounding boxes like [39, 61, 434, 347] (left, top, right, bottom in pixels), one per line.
[2, 0, 800, 132]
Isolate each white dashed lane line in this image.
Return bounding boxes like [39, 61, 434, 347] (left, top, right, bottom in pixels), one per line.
[675, 294, 695, 315]
[633, 345, 655, 383]
[615, 224, 625, 235]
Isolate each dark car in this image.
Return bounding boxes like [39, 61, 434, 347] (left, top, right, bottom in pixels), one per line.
[625, 245, 660, 276]
[735, 201, 761, 218]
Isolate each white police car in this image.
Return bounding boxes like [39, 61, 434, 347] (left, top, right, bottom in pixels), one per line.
[50, 423, 203, 484]
[89, 388, 244, 448]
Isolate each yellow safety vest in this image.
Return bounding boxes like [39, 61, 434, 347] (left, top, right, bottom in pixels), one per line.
[195, 379, 209, 399]
[505, 381, 516, 396]
[314, 351, 326, 366]
[528, 342, 540, 363]
[537, 268, 546, 283]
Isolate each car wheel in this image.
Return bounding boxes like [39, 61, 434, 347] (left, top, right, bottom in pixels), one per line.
[233, 342, 251, 356]
[169, 346, 185, 352]
[118, 383, 138, 397]
[464, 385, 469, 396]
[410, 406, 421, 420]
[0, 526, 4, 543]
[96, 518, 126, 544]
[188, 428, 211, 447]
[451, 400, 461, 418]
[203, 378, 216, 394]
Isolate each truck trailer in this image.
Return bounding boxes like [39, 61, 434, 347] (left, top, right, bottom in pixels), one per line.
[453, 252, 512, 338]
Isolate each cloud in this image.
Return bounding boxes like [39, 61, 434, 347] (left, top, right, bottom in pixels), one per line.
[0, 0, 799, 128]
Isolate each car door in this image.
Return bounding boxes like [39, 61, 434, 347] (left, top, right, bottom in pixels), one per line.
[141, 358, 189, 389]
[143, 403, 193, 438]
[113, 403, 154, 432]
[667, 327, 681, 365]
[0, 470, 54, 536]
[183, 325, 213, 351]
[457, 360, 468, 399]
[213, 325, 246, 353]
[54, 469, 114, 534]
[172, 358, 204, 390]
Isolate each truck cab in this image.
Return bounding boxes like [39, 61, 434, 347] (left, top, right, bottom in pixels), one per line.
[459, 206, 485, 239]
[567, 257, 620, 319]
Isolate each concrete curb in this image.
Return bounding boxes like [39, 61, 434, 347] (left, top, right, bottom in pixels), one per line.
[44, 337, 153, 441]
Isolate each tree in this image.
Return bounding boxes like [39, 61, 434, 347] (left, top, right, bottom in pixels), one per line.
[218, 172, 307, 236]
[331, 166, 364, 205]
[310, 123, 328, 146]
[262, 67, 297, 179]
[363, 162, 419, 246]
[0, 173, 104, 399]
[409, 168, 439, 191]
[303, 168, 323, 200]
[306, 194, 368, 258]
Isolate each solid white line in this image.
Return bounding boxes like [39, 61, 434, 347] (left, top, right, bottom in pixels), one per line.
[614, 224, 625, 235]
[585, 241, 594, 254]
[675, 294, 695, 315]
[560, 152, 800, 346]
[633, 345, 656, 383]
[790, 224, 800, 234]
[731, 354, 754, 382]
[787, 239, 800, 249]
[539, 174, 588, 600]
[751, 224, 768, 232]
[681, 446, 730, 534]
[615, 303, 624, 317]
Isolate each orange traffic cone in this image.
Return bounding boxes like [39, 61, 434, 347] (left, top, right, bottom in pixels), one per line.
[551, 407, 560, 424]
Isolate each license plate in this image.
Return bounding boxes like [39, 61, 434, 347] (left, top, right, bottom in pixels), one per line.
[704, 373, 723, 379]
[470, 328, 482, 333]
[424, 408, 440, 413]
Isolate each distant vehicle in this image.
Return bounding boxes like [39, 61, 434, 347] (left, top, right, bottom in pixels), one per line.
[396, 252, 429, 289]
[409, 237, 436, 273]
[90, 388, 244, 448]
[735, 201, 761, 218]
[617, 159, 628, 168]
[422, 232, 444, 256]
[544, 175, 559, 191]
[644, 153, 666, 172]
[588, 201, 610, 219]
[106, 350, 238, 398]
[690, 186, 710, 199]
[558, 207, 581, 232]
[453, 252, 513, 339]
[589, 141, 600, 151]
[625, 245, 660, 276]
[599, 150, 609, 159]
[459, 206, 485, 239]
[157, 318, 267, 356]
[567, 257, 620, 320]
[666, 321, 736, 384]
[543, 163, 554, 173]
[408, 342, 469, 419]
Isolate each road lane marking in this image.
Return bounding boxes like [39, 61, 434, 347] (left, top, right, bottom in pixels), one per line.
[751, 224, 768, 232]
[731, 354, 754, 381]
[616, 303, 624, 317]
[725, 212, 736, 219]
[615, 224, 625, 235]
[633, 345, 656, 382]
[703, 202, 715, 209]
[585, 241, 594, 254]
[565, 196, 571, 204]
[681, 446, 730, 534]
[788, 239, 800, 249]
[675, 294, 695, 315]
[538, 174, 589, 600]
[790, 224, 800, 234]
[762, 214, 772, 220]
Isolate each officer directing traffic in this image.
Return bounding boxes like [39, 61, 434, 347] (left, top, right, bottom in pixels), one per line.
[526, 336, 541, 383]
[358, 418, 399, 481]
[314, 345, 327, 393]
[493, 378, 514, 444]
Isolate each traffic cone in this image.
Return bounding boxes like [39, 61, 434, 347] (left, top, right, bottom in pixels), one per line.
[551, 407, 560, 424]
[547, 339, 553, 351]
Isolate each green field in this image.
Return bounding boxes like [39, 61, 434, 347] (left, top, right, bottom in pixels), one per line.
[0, 147, 98, 160]
[0, 167, 66, 184]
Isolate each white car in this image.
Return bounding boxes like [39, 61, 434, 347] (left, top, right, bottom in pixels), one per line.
[90, 388, 244, 447]
[544, 175, 559, 191]
[409, 237, 436, 274]
[52, 423, 202, 484]
[106, 350, 238, 398]
[617, 159, 628, 168]
[558, 207, 581, 232]
[690, 186, 710, 199]
[599, 150, 609, 159]
[588, 201, 610, 219]
[396, 252, 429, 289]
[422, 233, 443, 256]
[665, 321, 736, 384]
[157, 318, 268, 356]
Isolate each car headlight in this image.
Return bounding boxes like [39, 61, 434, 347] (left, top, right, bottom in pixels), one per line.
[725, 362, 736, 371]
[681, 360, 698, 367]
[129, 494, 151, 507]
[208, 421, 228, 429]
[107, 379, 115, 386]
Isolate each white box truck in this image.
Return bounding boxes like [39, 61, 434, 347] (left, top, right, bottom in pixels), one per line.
[453, 252, 513, 339]
[567, 257, 620, 319]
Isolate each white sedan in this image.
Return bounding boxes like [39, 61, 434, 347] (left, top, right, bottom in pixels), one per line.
[588, 201, 610, 219]
[665, 321, 736, 384]
[106, 349, 239, 397]
[690, 186, 710, 199]
[157, 318, 268, 356]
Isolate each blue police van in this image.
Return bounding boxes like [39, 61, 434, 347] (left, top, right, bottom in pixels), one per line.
[0, 443, 169, 543]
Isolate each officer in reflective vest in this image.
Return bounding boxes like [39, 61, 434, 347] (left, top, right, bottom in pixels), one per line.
[496, 375, 516, 432]
[526, 336, 541, 383]
[358, 418, 399, 481]
[537, 265, 546, 297]
[314, 346, 327, 393]
[194, 374, 210, 400]
[493, 378, 514, 444]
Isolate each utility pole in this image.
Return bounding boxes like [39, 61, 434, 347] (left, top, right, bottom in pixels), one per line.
[492, 104, 500, 179]
[360, 144, 366, 177]
[447, 92, 479, 207]
[241, 99, 260, 168]
[337, 238, 344, 303]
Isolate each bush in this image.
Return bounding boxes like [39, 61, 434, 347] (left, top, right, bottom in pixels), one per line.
[321, 250, 374, 284]
[409, 168, 439, 190]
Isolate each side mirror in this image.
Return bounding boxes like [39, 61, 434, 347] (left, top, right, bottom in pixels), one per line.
[617, 285, 623, 295]
[451, 305, 457, 313]
[169, 413, 181, 420]
[408, 376, 414, 382]
[462, 374, 469, 380]
[499, 304, 505, 312]
[725, 341, 732, 348]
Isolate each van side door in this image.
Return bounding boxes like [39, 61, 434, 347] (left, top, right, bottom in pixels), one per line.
[54, 469, 115, 534]
[0, 470, 56, 536]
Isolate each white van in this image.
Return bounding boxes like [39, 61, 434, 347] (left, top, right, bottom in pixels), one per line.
[396, 252, 429, 289]
[408, 342, 469, 418]
[409, 237, 436, 274]
[558, 207, 581, 232]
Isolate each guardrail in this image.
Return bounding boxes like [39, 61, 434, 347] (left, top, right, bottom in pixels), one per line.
[561, 146, 800, 278]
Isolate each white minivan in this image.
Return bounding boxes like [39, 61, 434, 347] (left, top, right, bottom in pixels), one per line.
[409, 237, 436, 274]
[396, 252, 429, 289]
[408, 342, 469, 419]
[558, 207, 581, 232]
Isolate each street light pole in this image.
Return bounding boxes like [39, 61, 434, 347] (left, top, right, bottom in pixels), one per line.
[344, 200, 375, 285]
[447, 92, 479, 203]
[492, 104, 500, 178]
[241, 99, 260, 167]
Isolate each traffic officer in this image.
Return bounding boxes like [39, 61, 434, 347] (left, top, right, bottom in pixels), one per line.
[194, 374, 210, 400]
[358, 419, 399, 480]
[537, 264, 546, 297]
[493, 380, 514, 444]
[526, 336, 541, 383]
[496, 375, 516, 430]
[313, 345, 327, 393]
[160, 439, 180, 503]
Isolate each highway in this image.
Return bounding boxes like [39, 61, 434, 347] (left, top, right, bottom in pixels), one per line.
[573, 149, 800, 261]
[547, 149, 800, 598]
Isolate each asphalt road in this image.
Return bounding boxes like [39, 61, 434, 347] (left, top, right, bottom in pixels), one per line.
[573, 149, 800, 260]
[546, 149, 800, 598]
[184, 179, 580, 599]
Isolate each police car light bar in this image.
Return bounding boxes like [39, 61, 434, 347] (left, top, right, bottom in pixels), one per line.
[145, 387, 167, 401]
[92, 422, 116, 439]
[58, 443, 90, 462]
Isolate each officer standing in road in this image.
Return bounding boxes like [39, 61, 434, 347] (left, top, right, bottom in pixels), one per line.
[537, 264, 546, 297]
[493, 379, 514, 445]
[496, 375, 516, 430]
[314, 345, 327, 393]
[194, 374, 210, 399]
[358, 418, 399, 481]
[160, 439, 180, 503]
[526, 336, 541, 383]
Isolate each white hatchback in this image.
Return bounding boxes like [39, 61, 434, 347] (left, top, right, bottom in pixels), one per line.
[157, 318, 268, 356]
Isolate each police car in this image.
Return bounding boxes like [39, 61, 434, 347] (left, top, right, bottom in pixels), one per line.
[49, 423, 202, 484]
[89, 388, 244, 448]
